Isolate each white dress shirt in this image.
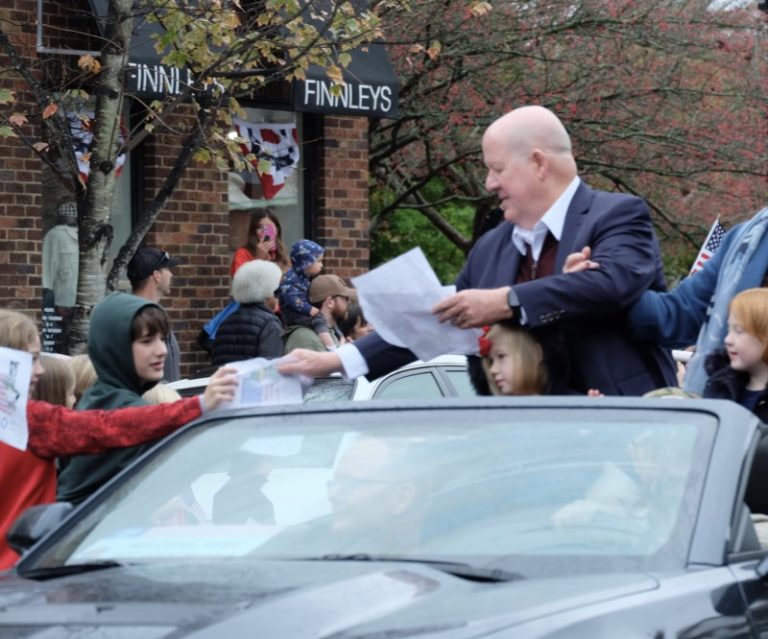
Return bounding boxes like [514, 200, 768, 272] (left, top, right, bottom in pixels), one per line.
[340, 176, 583, 378]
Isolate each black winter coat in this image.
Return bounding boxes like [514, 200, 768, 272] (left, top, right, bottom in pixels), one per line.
[212, 302, 284, 365]
[704, 349, 768, 422]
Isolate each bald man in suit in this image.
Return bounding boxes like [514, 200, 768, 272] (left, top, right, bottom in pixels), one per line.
[281, 106, 676, 395]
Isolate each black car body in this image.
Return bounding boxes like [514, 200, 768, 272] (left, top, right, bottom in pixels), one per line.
[3, 397, 768, 638]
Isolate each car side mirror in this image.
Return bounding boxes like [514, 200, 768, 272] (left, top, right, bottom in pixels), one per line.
[7, 502, 74, 556]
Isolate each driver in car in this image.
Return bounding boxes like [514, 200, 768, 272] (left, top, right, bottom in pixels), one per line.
[326, 436, 435, 552]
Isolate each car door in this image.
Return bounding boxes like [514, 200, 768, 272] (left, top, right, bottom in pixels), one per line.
[730, 430, 768, 637]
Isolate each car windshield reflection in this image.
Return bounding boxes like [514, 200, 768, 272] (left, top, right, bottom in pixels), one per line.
[25, 408, 715, 578]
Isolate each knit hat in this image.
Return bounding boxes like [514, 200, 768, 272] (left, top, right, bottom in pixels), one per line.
[289, 239, 324, 272]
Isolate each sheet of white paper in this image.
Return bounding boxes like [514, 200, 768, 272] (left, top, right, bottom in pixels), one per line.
[0, 346, 31, 451]
[352, 248, 481, 360]
[221, 357, 303, 408]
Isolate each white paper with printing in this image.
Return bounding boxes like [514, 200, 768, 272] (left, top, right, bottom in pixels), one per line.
[222, 357, 303, 408]
[0, 346, 32, 451]
[352, 248, 482, 360]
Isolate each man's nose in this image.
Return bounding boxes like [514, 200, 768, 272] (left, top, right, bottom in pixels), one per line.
[485, 171, 498, 192]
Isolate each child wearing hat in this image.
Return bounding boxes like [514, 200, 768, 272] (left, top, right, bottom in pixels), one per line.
[278, 240, 335, 350]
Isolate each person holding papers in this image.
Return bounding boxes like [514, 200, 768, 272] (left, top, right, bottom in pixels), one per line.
[0, 309, 237, 569]
[280, 105, 676, 396]
[56, 293, 235, 506]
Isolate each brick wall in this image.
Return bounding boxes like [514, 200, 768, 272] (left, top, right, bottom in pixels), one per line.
[315, 116, 370, 279]
[0, 1, 374, 378]
[139, 111, 232, 377]
[0, 0, 43, 313]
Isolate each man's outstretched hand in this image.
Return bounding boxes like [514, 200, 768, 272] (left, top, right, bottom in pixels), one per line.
[277, 349, 343, 378]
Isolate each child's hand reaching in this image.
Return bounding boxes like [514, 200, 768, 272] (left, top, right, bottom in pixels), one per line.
[202, 366, 239, 411]
[587, 389, 604, 398]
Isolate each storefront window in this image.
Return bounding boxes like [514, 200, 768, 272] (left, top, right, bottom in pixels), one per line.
[228, 107, 305, 258]
[40, 102, 132, 353]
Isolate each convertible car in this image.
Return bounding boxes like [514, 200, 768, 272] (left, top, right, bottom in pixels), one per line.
[3, 397, 768, 637]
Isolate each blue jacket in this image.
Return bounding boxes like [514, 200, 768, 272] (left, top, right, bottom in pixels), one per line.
[628, 222, 768, 349]
[356, 182, 677, 395]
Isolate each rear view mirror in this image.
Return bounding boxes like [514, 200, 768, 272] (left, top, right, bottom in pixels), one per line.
[7, 502, 74, 556]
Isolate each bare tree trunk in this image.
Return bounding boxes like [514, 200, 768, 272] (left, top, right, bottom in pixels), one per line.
[67, 0, 132, 353]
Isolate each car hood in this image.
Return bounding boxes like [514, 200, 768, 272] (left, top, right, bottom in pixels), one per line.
[0, 560, 658, 638]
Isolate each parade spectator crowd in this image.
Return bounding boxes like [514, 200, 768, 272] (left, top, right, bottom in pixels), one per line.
[0, 104, 766, 570]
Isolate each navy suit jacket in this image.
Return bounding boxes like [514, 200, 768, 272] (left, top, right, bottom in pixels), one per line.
[357, 182, 677, 395]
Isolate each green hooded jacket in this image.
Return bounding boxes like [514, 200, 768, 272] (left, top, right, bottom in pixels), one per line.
[57, 293, 163, 505]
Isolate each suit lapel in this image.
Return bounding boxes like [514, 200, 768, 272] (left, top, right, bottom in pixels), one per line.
[499, 224, 522, 286]
[555, 182, 592, 274]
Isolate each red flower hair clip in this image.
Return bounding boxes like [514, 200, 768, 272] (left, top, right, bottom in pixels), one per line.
[478, 325, 492, 357]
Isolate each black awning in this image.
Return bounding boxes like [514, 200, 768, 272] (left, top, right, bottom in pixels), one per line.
[87, 1, 398, 114]
[293, 43, 399, 119]
[88, 0, 190, 98]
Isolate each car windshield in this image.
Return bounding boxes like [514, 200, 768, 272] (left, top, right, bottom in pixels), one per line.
[26, 407, 715, 578]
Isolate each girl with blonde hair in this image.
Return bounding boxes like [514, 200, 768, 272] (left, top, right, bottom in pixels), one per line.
[69, 353, 97, 406]
[479, 321, 548, 396]
[34, 355, 76, 409]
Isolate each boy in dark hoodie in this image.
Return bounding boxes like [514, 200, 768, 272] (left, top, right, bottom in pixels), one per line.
[57, 292, 174, 505]
[277, 239, 335, 350]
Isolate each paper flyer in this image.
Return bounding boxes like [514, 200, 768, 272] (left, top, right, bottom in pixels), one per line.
[222, 357, 303, 408]
[0, 346, 32, 451]
[352, 248, 482, 360]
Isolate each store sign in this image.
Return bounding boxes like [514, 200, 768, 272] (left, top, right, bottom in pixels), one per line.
[125, 62, 194, 97]
[293, 44, 399, 119]
[298, 80, 394, 116]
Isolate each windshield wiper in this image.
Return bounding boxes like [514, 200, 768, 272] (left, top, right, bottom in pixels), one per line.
[19, 560, 123, 581]
[299, 554, 524, 583]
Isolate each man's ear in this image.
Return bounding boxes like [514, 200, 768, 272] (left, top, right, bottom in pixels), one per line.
[152, 270, 162, 283]
[531, 148, 548, 177]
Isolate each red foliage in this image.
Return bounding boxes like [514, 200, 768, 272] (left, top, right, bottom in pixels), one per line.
[373, 0, 767, 245]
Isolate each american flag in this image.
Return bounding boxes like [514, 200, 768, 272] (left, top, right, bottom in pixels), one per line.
[689, 218, 727, 276]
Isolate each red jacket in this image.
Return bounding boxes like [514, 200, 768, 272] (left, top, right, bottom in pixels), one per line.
[0, 397, 202, 570]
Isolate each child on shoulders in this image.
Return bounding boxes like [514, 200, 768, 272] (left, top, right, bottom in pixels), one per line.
[278, 239, 335, 350]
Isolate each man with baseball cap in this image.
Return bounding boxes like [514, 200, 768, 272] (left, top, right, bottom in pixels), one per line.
[283, 274, 355, 354]
[127, 247, 183, 381]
